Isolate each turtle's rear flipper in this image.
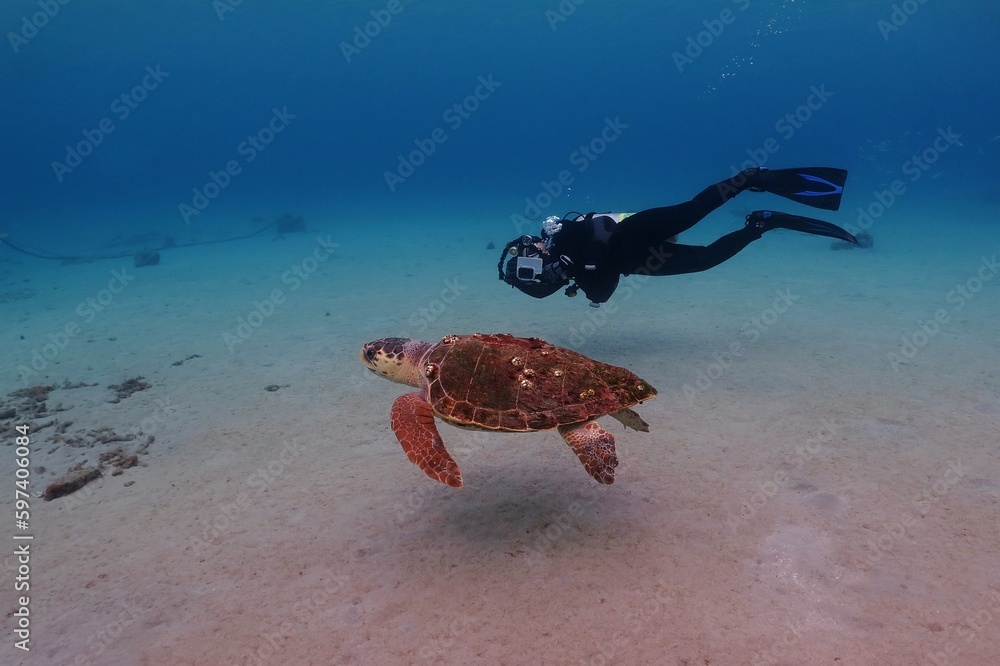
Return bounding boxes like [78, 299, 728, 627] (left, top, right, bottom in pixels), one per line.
[391, 392, 463, 487]
[609, 408, 649, 432]
[558, 420, 618, 484]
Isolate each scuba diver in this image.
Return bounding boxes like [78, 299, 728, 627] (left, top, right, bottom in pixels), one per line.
[498, 166, 858, 307]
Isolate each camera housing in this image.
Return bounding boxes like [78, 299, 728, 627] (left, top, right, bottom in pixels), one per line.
[515, 256, 543, 281]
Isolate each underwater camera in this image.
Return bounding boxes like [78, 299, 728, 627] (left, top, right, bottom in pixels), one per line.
[515, 256, 543, 281]
[498, 235, 545, 285]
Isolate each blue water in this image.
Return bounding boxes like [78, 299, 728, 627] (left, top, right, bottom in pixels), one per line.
[3, 0, 998, 243]
[6, 4, 1000, 663]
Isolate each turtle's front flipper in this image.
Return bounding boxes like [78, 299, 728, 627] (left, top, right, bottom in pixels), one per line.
[558, 419, 618, 484]
[391, 392, 463, 487]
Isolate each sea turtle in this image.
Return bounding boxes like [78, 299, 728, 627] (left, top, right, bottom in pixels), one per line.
[360, 333, 657, 487]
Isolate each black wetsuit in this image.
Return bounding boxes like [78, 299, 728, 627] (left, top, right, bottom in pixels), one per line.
[520, 175, 763, 304]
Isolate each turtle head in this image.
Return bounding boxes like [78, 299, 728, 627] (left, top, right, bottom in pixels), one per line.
[360, 338, 432, 388]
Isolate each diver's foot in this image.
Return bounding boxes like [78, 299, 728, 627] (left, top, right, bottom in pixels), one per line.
[746, 210, 858, 245]
[741, 166, 768, 191]
[741, 166, 848, 211]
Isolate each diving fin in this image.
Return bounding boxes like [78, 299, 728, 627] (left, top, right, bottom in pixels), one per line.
[746, 210, 858, 245]
[748, 167, 848, 211]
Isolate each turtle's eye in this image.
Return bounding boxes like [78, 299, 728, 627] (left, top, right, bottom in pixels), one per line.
[365, 347, 377, 361]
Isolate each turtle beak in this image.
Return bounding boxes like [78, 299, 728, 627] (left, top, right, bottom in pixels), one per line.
[360, 343, 378, 370]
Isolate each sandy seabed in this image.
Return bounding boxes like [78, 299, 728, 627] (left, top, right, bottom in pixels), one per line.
[1, 210, 998, 665]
